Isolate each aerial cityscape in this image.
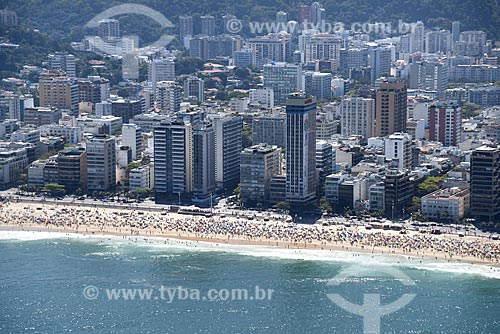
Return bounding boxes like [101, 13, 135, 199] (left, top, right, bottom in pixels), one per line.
[1, 1, 500, 333]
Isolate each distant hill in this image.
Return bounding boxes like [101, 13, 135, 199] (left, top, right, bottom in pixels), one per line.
[0, 25, 73, 76]
[3, 0, 500, 43]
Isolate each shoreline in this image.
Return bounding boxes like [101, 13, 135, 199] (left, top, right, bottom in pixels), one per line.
[1, 201, 499, 267]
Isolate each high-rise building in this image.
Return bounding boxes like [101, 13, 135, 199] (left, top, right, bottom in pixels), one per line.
[78, 77, 110, 104]
[183, 76, 205, 103]
[189, 35, 209, 60]
[428, 103, 462, 147]
[304, 34, 342, 66]
[0, 143, 29, 189]
[48, 53, 76, 78]
[148, 58, 175, 92]
[384, 132, 412, 170]
[0, 92, 33, 122]
[249, 88, 274, 109]
[208, 113, 243, 192]
[276, 11, 288, 26]
[179, 15, 194, 49]
[111, 98, 143, 124]
[298, 5, 312, 24]
[369, 46, 392, 83]
[222, 14, 237, 34]
[411, 21, 425, 53]
[39, 74, 79, 113]
[155, 81, 182, 114]
[252, 113, 286, 147]
[85, 135, 116, 192]
[384, 169, 413, 220]
[339, 48, 369, 72]
[452, 21, 461, 44]
[316, 140, 333, 185]
[311, 2, 325, 25]
[409, 60, 448, 98]
[207, 35, 241, 59]
[192, 122, 215, 203]
[24, 107, 62, 127]
[0, 10, 18, 26]
[455, 31, 487, 57]
[285, 93, 317, 204]
[98, 19, 120, 39]
[425, 30, 452, 54]
[469, 87, 500, 107]
[240, 144, 282, 204]
[154, 121, 193, 203]
[304, 72, 332, 101]
[248, 35, 292, 68]
[469, 146, 500, 222]
[122, 123, 142, 161]
[200, 15, 216, 36]
[375, 79, 407, 137]
[340, 97, 375, 140]
[57, 147, 87, 193]
[263, 62, 302, 105]
[234, 49, 256, 68]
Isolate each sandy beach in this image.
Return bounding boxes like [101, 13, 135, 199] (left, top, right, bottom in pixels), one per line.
[1, 201, 500, 266]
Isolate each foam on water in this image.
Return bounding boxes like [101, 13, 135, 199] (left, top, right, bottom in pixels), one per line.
[2, 230, 500, 280]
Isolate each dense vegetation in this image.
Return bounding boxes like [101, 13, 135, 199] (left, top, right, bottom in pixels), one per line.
[0, 25, 73, 77]
[3, 0, 500, 44]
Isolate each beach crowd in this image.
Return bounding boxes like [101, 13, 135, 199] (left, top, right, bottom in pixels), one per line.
[1, 203, 500, 263]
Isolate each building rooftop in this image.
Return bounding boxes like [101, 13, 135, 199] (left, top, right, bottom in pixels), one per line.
[422, 187, 470, 200]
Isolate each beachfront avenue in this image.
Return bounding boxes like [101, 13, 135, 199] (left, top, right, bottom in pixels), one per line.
[83, 285, 274, 303]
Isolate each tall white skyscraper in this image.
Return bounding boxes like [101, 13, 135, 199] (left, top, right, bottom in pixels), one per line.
[285, 93, 317, 204]
[311, 2, 325, 25]
[263, 62, 302, 105]
[122, 123, 142, 161]
[411, 21, 425, 53]
[340, 97, 375, 140]
[148, 58, 175, 91]
[155, 81, 182, 114]
[48, 53, 76, 78]
[207, 113, 243, 192]
[183, 76, 205, 103]
[304, 72, 332, 100]
[384, 132, 412, 170]
[86, 135, 116, 192]
[98, 19, 120, 39]
[179, 15, 193, 49]
[153, 121, 193, 203]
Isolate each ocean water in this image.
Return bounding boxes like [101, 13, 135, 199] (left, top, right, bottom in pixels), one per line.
[1, 231, 500, 334]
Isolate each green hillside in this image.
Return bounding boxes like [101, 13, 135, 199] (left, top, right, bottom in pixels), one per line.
[3, 0, 500, 42]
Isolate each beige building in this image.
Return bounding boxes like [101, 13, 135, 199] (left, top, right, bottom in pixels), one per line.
[39, 74, 78, 112]
[421, 187, 470, 222]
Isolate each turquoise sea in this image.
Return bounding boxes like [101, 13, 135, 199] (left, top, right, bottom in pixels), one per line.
[1, 231, 500, 333]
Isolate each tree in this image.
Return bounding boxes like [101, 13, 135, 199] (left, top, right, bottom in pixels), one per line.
[461, 103, 481, 118]
[129, 188, 151, 200]
[417, 176, 446, 196]
[272, 202, 290, 211]
[242, 123, 252, 149]
[232, 183, 240, 196]
[319, 197, 334, 213]
[175, 57, 204, 76]
[42, 183, 66, 197]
